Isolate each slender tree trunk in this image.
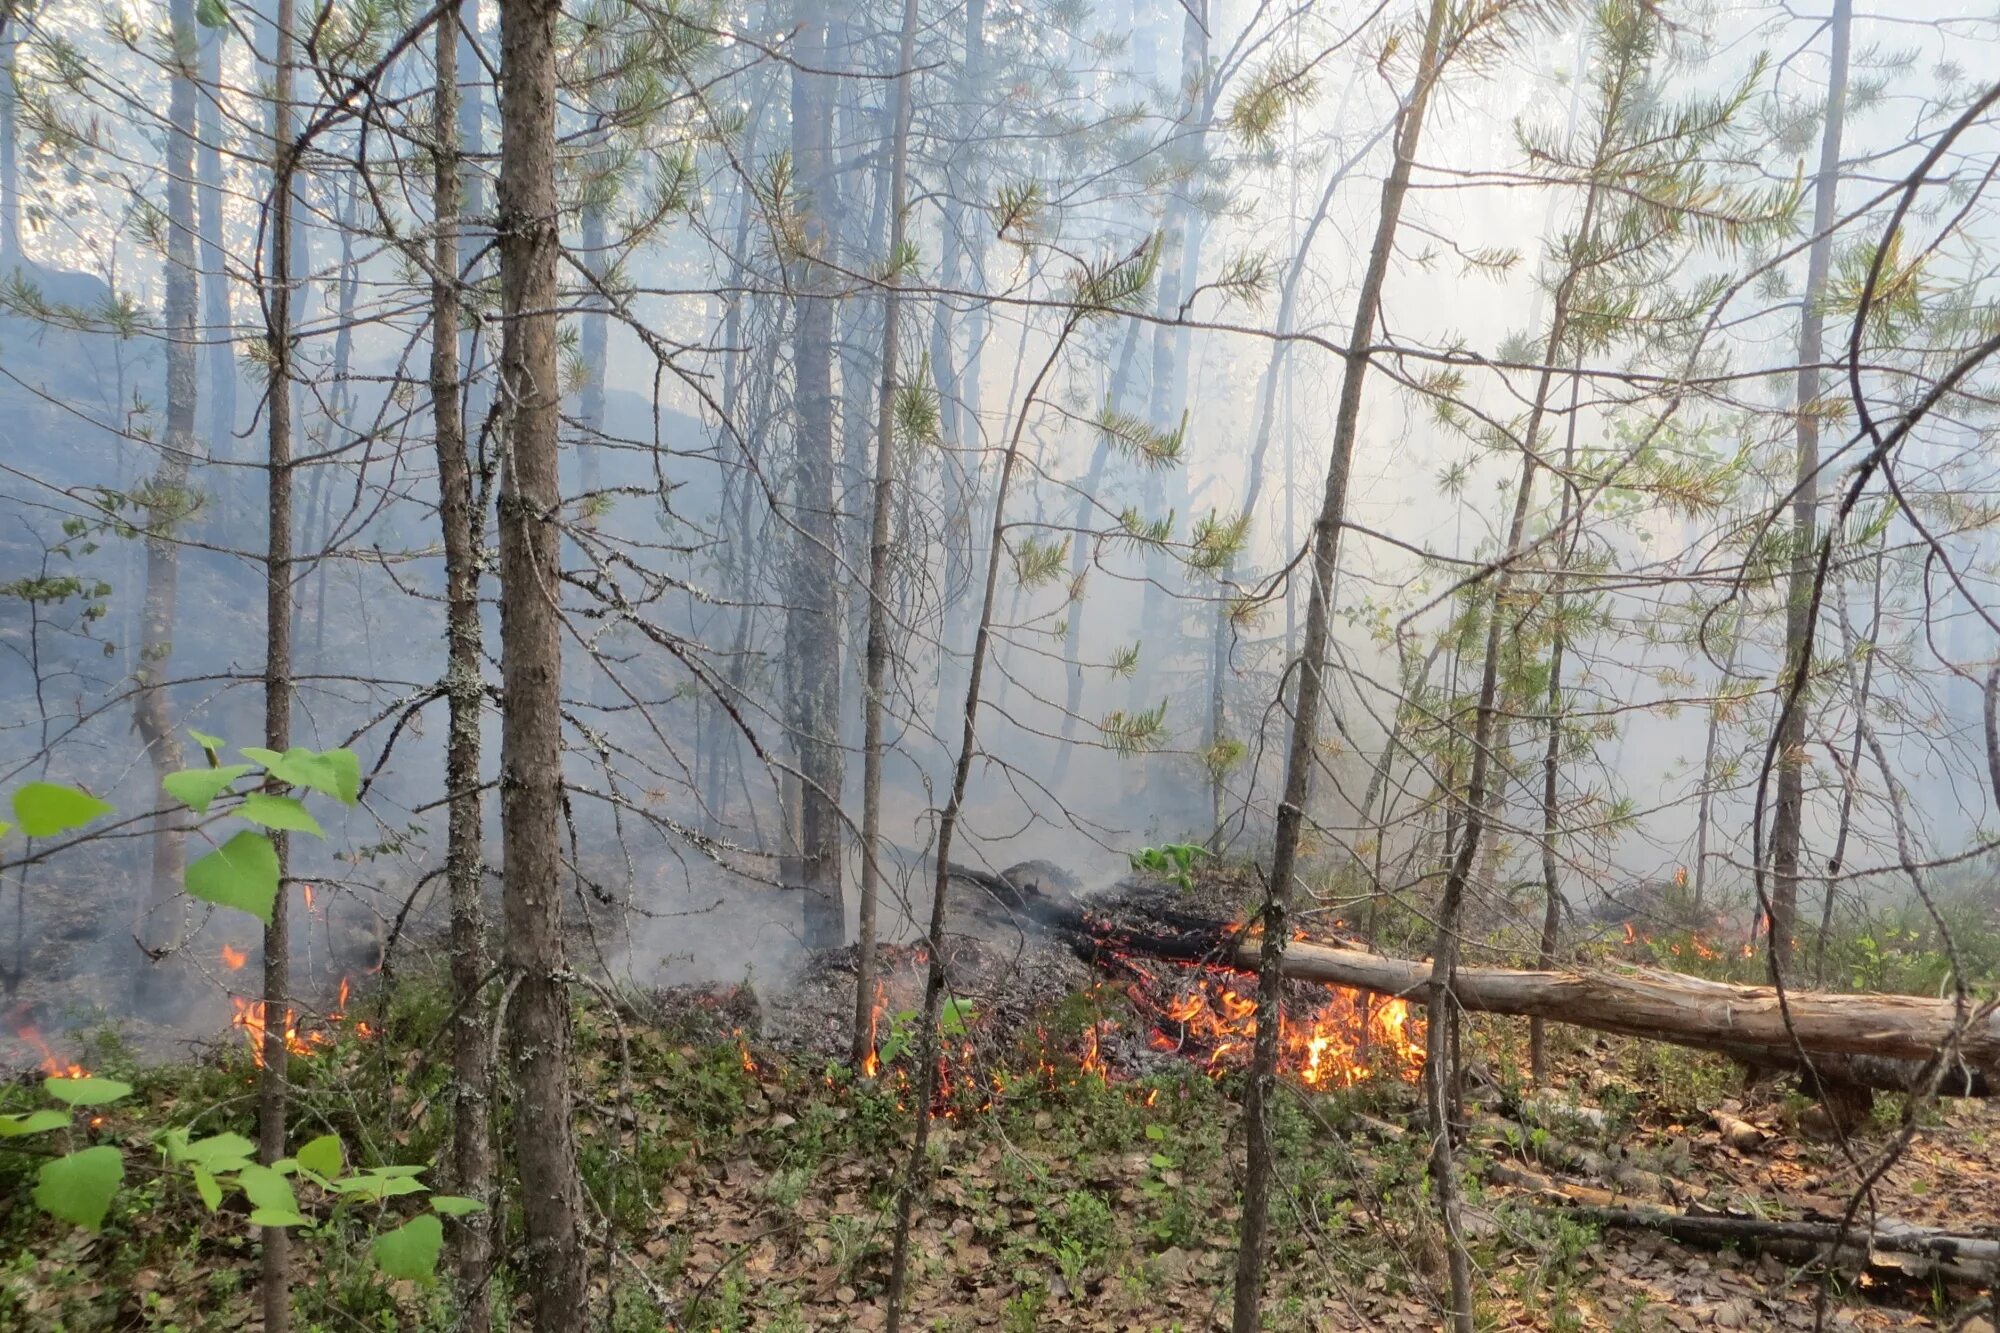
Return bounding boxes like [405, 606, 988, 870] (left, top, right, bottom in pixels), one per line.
[258, 0, 296, 1325]
[1049, 318, 1142, 790]
[1531, 388, 1581, 1086]
[431, 10, 492, 1326]
[788, 0, 844, 948]
[1770, 0, 1851, 974]
[1691, 633, 1740, 912]
[496, 0, 587, 1326]
[884, 317, 1078, 1333]
[1132, 0, 1207, 710]
[197, 25, 234, 454]
[0, 1, 20, 262]
[133, 0, 200, 989]
[1231, 3, 1450, 1326]
[1205, 97, 1384, 825]
[854, 0, 921, 1068]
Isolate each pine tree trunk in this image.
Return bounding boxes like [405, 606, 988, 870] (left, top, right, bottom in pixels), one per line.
[196, 24, 235, 454]
[133, 0, 200, 993]
[258, 0, 296, 1325]
[431, 9, 493, 1326]
[787, 0, 845, 949]
[1231, 3, 1451, 1326]
[496, 0, 588, 1325]
[855, 0, 921, 1068]
[1770, 0, 1851, 974]
[0, 3, 19, 261]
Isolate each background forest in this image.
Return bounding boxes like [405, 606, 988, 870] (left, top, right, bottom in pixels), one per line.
[2, 0, 2000, 1328]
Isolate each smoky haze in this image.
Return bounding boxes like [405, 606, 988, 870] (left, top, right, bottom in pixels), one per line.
[0, 0, 1996, 1053]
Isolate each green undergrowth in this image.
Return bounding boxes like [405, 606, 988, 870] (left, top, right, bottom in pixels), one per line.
[0, 964, 1457, 1331]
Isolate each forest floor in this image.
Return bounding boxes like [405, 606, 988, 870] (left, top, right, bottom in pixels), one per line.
[1, 918, 1997, 1331]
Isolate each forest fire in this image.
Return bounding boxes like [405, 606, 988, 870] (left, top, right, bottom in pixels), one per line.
[1128, 961, 1425, 1088]
[220, 943, 248, 970]
[228, 975, 369, 1067]
[9, 1022, 88, 1078]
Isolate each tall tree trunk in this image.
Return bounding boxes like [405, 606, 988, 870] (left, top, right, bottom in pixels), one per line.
[0, 0, 20, 261]
[196, 24, 235, 454]
[132, 0, 201, 991]
[258, 0, 296, 1325]
[496, 0, 588, 1326]
[431, 9, 493, 1326]
[1232, 3, 1451, 1326]
[1770, 0, 1851, 974]
[854, 0, 921, 1068]
[787, 0, 844, 948]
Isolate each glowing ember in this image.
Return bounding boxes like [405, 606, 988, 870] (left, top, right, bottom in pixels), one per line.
[220, 943, 248, 970]
[302, 884, 315, 912]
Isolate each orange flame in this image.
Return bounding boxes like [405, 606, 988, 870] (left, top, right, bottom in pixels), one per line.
[1622, 922, 1638, 945]
[229, 998, 334, 1068]
[12, 1022, 87, 1079]
[302, 884, 315, 912]
[860, 982, 885, 1079]
[220, 944, 248, 971]
[1147, 973, 1425, 1089]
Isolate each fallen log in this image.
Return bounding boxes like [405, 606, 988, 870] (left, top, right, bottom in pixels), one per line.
[1490, 1162, 2000, 1286]
[941, 867, 1994, 1096]
[1254, 938, 1999, 1091]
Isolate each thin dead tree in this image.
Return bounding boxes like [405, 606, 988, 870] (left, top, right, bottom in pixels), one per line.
[1769, 0, 1852, 973]
[855, 0, 922, 1068]
[1231, 1, 1451, 1325]
[883, 240, 1160, 1333]
[257, 0, 298, 1324]
[132, 0, 202, 992]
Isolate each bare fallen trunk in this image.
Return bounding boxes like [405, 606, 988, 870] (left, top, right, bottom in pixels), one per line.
[1257, 939, 1995, 1081]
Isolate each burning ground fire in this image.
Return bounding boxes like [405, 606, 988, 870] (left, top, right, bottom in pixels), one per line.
[855, 942, 1427, 1115]
[5, 1004, 89, 1079]
[224, 946, 372, 1067]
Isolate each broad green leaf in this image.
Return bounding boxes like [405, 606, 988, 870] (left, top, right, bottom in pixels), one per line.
[372, 1213, 443, 1281]
[189, 727, 227, 755]
[294, 1134, 342, 1179]
[428, 1195, 486, 1217]
[12, 782, 114, 838]
[238, 793, 324, 838]
[162, 764, 254, 814]
[241, 747, 361, 806]
[237, 1163, 302, 1222]
[167, 1131, 256, 1172]
[186, 831, 279, 922]
[249, 1206, 309, 1228]
[194, 0, 228, 28]
[0, 1110, 69, 1136]
[191, 1164, 222, 1211]
[43, 1076, 132, 1107]
[333, 1174, 428, 1201]
[35, 1146, 123, 1230]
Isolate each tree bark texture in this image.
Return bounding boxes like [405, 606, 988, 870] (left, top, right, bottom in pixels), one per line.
[496, 0, 588, 1324]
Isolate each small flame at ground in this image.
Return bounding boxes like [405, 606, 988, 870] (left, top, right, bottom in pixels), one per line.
[230, 997, 336, 1067]
[220, 944, 248, 970]
[12, 1023, 88, 1079]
